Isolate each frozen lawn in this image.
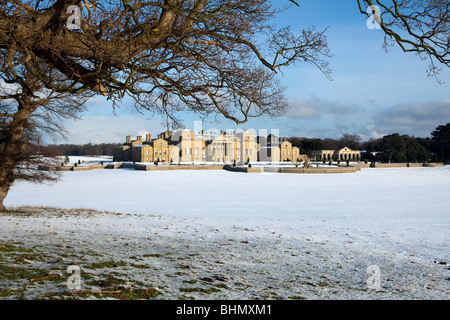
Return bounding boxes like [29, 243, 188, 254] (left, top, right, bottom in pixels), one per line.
[1, 166, 449, 299]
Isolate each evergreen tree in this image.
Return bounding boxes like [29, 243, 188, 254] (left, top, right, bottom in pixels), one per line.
[431, 123, 450, 162]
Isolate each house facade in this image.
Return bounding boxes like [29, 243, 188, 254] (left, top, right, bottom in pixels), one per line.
[310, 147, 361, 162]
[114, 129, 309, 164]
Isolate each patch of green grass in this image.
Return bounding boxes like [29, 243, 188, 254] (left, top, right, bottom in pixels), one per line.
[143, 253, 162, 258]
[0, 264, 49, 281]
[288, 295, 307, 300]
[42, 287, 162, 300]
[179, 287, 221, 294]
[130, 263, 151, 269]
[182, 279, 198, 284]
[0, 242, 34, 253]
[86, 274, 128, 288]
[84, 260, 128, 269]
[0, 288, 23, 298]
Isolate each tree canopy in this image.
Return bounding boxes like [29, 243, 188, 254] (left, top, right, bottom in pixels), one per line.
[1, 0, 449, 211]
[431, 123, 450, 161]
[0, 0, 333, 125]
[358, 0, 450, 82]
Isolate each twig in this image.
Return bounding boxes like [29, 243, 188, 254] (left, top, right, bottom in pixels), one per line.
[39, 289, 122, 297]
[30, 274, 60, 282]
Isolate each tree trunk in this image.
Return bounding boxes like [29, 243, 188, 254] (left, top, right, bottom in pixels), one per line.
[0, 103, 32, 212]
[0, 184, 9, 212]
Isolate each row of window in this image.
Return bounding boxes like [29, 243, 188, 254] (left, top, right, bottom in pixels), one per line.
[145, 149, 175, 155]
[281, 150, 298, 156]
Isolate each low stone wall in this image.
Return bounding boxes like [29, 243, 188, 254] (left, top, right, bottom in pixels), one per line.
[422, 163, 444, 167]
[137, 164, 224, 171]
[40, 162, 445, 173]
[71, 165, 106, 171]
[107, 162, 225, 171]
[369, 162, 444, 168]
[223, 165, 360, 174]
[279, 167, 360, 174]
[38, 165, 107, 171]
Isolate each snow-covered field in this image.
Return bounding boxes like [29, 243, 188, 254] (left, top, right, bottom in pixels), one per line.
[1, 165, 449, 299]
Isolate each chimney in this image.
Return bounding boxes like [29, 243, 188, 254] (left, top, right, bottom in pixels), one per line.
[126, 136, 131, 144]
[146, 134, 152, 142]
[137, 136, 142, 142]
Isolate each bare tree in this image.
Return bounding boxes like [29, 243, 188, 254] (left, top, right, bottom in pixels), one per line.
[358, 0, 450, 82]
[338, 133, 362, 150]
[0, 1, 449, 210]
[0, 62, 92, 210]
[0, 0, 332, 210]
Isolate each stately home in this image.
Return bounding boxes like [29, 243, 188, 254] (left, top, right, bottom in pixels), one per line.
[309, 147, 361, 162]
[257, 134, 307, 162]
[114, 129, 307, 164]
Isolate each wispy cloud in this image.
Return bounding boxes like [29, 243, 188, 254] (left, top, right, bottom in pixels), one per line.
[54, 115, 165, 145]
[288, 96, 361, 120]
[281, 96, 450, 140]
[372, 99, 450, 137]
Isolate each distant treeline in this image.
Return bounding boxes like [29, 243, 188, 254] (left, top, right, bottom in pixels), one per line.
[288, 134, 436, 163]
[45, 143, 122, 156]
[288, 123, 450, 163]
[44, 123, 450, 163]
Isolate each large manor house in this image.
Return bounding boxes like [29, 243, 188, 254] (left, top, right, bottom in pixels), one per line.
[113, 129, 361, 164]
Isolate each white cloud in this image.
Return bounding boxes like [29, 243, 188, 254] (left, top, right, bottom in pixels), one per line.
[58, 115, 165, 144]
[372, 99, 450, 137]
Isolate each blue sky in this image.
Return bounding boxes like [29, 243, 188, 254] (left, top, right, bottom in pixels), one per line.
[62, 0, 450, 144]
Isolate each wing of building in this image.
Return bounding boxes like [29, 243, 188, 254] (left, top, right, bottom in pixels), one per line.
[309, 147, 361, 162]
[114, 130, 362, 164]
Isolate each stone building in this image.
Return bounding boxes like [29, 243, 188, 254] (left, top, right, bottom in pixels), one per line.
[336, 147, 361, 161]
[309, 149, 335, 162]
[257, 134, 280, 162]
[257, 135, 307, 162]
[113, 133, 181, 163]
[279, 138, 306, 162]
[309, 147, 361, 162]
[114, 129, 259, 164]
[114, 130, 309, 164]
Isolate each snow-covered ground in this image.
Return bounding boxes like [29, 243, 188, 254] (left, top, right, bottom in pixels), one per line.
[2, 166, 449, 299]
[60, 155, 112, 167]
